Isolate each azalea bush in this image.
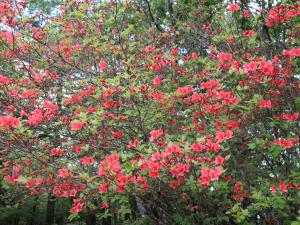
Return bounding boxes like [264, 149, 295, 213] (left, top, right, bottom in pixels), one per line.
[0, 0, 299, 224]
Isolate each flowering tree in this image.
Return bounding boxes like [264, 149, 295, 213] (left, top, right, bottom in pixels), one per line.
[0, 0, 299, 224]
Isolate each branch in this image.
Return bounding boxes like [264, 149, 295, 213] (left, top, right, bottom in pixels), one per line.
[167, 0, 176, 26]
[143, 0, 164, 32]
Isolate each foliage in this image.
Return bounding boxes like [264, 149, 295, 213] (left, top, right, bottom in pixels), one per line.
[0, 0, 299, 224]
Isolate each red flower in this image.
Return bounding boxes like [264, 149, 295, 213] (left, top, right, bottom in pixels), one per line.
[214, 155, 225, 165]
[28, 109, 43, 126]
[164, 144, 181, 156]
[274, 138, 298, 149]
[0, 75, 11, 86]
[271, 185, 278, 193]
[22, 89, 40, 99]
[98, 183, 111, 194]
[243, 30, 256, 37]
[266, 4, 300, 27]
[153, 76, 162, 86]
[98, 153, 121, 176]
[149, 129, 164, 142]
[225, 130, 233, 139]
[98, 60, 107, 70]
[147, 161, 162, 178]
[71, 145, 82, 153]
[280, 112, 298, 121]
[51, 148, 63, 157]
[227, 4, 240, 11]
[201, 80, 220, 89]
[215, 130, 225, 143]
[58, 168, 74, 179]
[101, 202, 109, 209]
[201, 167, 222, 186]
[151, 63, 161, 71]
[111, 130, 124, 139]
[71, 121, 85, 131]
[43, 101, 59, 111]
[80, 156, 95, 165]
[282, 48, 300, 57]
[70, 200, 84, 213]
[209, 166, 222, 181]
[176, 86, 194, 96]
[259, 99, 272, 109]
[144, 46, 154, 53]
[188, 205, 198, 211]
[170, 48, 179, 56]
[116, 173, 129, 192]
[127, 139, 139, 148]
[243, 61, 257, 73]
[151, 92, 164, 102]
[169, 179, 181, 189]
[0, 115, 20, 129]
[170, 163, 189, 177]
[219, 52, 232, 62]
[234, 182, 244, 193]
[242, 10, 251, 17]
[215, 130, 233, 143]
[69, 189, 77, 197]
[279, 181, 288, 193]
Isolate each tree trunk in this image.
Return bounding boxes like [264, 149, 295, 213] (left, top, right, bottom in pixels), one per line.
[13, 215, 20, 225]
[46, 193, 56, 225]
[135, 196, 147, 218]
[85, 213, 96, 225]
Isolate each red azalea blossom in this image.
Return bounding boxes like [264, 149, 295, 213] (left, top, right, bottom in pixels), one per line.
[266, 4, 300, 27]
[99, 60, 107, 70]
[0, 115, 20, 129]
[149, 129, 164, 142]
[170, 163, 190, 178]
[274, 138, 298, 149]
[201, 166, 222, 186]
[99, 183, 111, 194]
[227, 3, 240, 11]
[71, 121, 85, 131]
[170, 49, 179, 56]
[71, 145, 82, 153]
[127, 139, 139, 148]
[243, 30, 256, 37]
[101, 202, 109, 209]
[219, 52, 232, 62]
[280, 112, 298, 121]
[259, 99, 272, 109]
[177, 86, 194, 96]
[0, 75, 11, 86]
[282, 48, 300, 57]
[58, 168, 74, 179]
[28, 109, 43, 126]
[98, 153, 121, 176]
[80, 156, 95, 165]
[153, 76, 162, 86]
[271, 185, 278, 193]
[214, 155, 225, 165]
[51, 148, 63, 157]
[279, 181, 288, 193]
[70, 200, 84, 213]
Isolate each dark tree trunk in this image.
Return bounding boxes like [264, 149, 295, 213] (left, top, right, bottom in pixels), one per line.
[13, 215, 20, 225]
[85, 213, 96, 225]
[46, 193, 56, 225]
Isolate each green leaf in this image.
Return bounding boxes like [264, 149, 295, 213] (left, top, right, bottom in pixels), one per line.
[17, 177, 28, 184]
